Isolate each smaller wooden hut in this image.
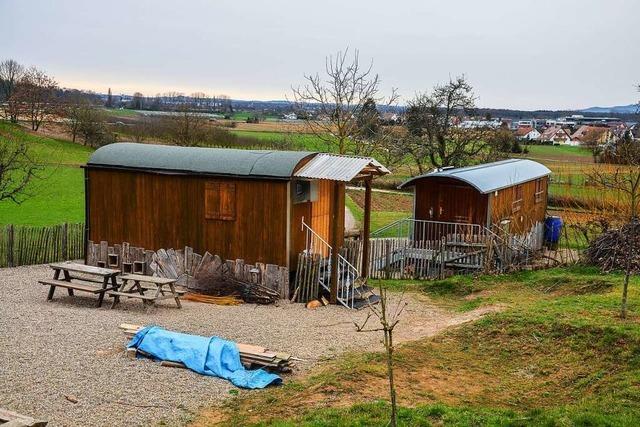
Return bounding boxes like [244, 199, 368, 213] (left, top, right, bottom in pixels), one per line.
[399, 159, 551, 240]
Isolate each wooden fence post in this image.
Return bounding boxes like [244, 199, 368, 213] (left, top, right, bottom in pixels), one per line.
[61, 223, 68, 261]
[7, 224, 14, 268]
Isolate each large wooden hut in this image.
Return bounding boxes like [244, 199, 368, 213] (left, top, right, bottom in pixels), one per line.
[84, 143, 389, 305]
[399, 159, 551, 238]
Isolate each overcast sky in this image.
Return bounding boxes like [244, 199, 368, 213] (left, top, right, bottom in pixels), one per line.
[2, 0, 638, 110]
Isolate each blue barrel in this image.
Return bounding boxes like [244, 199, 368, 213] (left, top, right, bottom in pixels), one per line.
[544, 216, 563, 244]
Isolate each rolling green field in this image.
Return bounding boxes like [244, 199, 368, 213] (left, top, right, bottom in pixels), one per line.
[0, 122, 92, 226]
[0, 120, 615, 226]
[524, 144, 592, 160]
[230, 130, 330, 151]
[197, 266, 640, 426]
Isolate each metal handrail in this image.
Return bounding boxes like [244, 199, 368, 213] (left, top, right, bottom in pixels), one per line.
[301, 219, 362, 309]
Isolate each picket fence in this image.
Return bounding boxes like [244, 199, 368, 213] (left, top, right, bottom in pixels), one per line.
[0, 223, 85, 268]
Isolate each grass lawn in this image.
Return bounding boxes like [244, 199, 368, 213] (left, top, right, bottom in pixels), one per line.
[345, 192, 410, 235]
[0, 122, 92, 225]
[194, 266, 640, 426]
[229, 130, 329, 151]
[523, 144, 593, 162]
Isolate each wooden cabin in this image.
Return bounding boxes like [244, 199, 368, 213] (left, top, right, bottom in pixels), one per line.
[399, 159, 551, 240]
[84, 143, 388, 281]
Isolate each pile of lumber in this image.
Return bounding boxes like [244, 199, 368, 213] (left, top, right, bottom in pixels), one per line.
[181, 293, 243, 306]
[586, 220, 640, 272]
[195, 272, 280, 305]
[119, 324, 294, 372]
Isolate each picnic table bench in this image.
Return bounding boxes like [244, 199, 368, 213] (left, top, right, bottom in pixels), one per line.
[108, 273, 184, 309]
[39, 262, 120, 307]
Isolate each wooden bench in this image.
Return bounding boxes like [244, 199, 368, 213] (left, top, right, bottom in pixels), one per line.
[44, 262, 121, 307]
[108, 273, 182, 309]
[39, 279, 108, 294]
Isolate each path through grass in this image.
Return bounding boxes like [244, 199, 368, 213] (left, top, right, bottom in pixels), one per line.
[193, 266, 640, 426]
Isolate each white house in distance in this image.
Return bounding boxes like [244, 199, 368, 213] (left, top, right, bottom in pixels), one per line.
[540, 126, 574, 145]
[515, 126, 541, 141]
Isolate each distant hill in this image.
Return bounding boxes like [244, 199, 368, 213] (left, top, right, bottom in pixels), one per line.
[580, 104, 638, 114]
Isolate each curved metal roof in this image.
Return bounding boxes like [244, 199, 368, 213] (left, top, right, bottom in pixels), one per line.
[87, 143, 316, 179]
[399, 159, 551, 193]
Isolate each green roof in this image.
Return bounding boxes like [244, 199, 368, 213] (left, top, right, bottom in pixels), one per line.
[87, 143, 316, 179]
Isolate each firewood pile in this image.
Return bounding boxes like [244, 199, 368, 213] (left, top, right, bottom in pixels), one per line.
[120, 324, 295, 372]
[586, 220, 640, 272]
[195, 269, 280, 305]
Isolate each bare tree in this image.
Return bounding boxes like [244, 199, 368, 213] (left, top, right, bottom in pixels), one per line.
[292, 48, 398, 155]
[162, 102, 208, 146]
[7, 67, 59, 131]
[0, 59, 25, 122]
[0, 136, 41, 203]
[355, 286, 407, 427]
[406, 76, 492, 168]
[61, 91, 93, 143]
[130, 92, 144, 110]
[587, 141, 640, 318]
[77, 107, 110, 147]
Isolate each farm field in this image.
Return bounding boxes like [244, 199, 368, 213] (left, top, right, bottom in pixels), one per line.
[0, 122, 92, 226]
[195, 266, 640, 426]
[0, 118, 625, 226]
[229, 129, 329, 151]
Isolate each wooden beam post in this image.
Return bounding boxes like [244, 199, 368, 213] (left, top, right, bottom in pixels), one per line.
[361, 177, 372, 279]
[329, 181, 341, 304]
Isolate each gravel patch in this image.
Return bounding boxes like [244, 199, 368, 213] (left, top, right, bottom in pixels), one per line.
[0, 264, 496, 426]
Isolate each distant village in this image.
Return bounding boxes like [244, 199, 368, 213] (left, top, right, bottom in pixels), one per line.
[458, 114, 637, 148]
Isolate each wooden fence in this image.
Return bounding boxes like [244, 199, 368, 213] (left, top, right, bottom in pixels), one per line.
[86, 240, 290, 299]
[0, 223, 85, 268]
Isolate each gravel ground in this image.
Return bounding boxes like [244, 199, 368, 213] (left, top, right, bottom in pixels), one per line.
[0, 264, 496, 426]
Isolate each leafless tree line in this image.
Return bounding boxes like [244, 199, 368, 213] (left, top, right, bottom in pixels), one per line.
[292, 49, 518, 173]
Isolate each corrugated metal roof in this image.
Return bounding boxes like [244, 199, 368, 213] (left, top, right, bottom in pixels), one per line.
[398, 159, 551, 193]
[294, 153, 390, 182]
[87, 143, 316, 179]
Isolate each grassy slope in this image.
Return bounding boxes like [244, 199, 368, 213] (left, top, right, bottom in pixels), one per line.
[345, 193, 410, 235]
[0, 122, 92, 226]
[194, 266, 640, 426]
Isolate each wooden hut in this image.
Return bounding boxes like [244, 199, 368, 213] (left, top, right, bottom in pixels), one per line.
[399, 159, 551, 241]
[84, 143, 389, 305]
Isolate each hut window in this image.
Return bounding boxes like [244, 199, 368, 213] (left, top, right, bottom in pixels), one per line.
[534, 178, 545, 203]
[512, 185, 523, 213]
[205, 182, 236, 221]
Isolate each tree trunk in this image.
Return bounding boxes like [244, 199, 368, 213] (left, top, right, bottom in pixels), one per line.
[621, 270, 630, 319]
[386, 329, 397, 427]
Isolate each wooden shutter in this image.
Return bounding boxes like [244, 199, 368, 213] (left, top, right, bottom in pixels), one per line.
[205, 182, 236, 221]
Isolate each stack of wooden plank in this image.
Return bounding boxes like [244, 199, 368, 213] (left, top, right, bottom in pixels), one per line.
[119, 324, 294, 372]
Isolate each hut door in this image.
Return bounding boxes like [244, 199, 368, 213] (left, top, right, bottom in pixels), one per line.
[437, 185, 474, 223]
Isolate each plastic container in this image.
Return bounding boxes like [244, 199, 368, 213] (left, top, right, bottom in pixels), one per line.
[544, 216, 563, 244]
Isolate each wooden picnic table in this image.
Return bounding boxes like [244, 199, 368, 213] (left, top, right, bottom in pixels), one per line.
[108, 273, 184, 309]
[40, 262, 121, 307]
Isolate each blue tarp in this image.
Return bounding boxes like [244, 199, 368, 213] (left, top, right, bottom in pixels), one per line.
[127, 326, 282, 389]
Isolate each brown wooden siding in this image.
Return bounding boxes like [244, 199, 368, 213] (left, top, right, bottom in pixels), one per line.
[87, 168, 290, 267]
[288, 180, 345, 266]
[411, 176, 548, 235]
[489, 177, 548, 234]
[413, 177, 489, 225]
